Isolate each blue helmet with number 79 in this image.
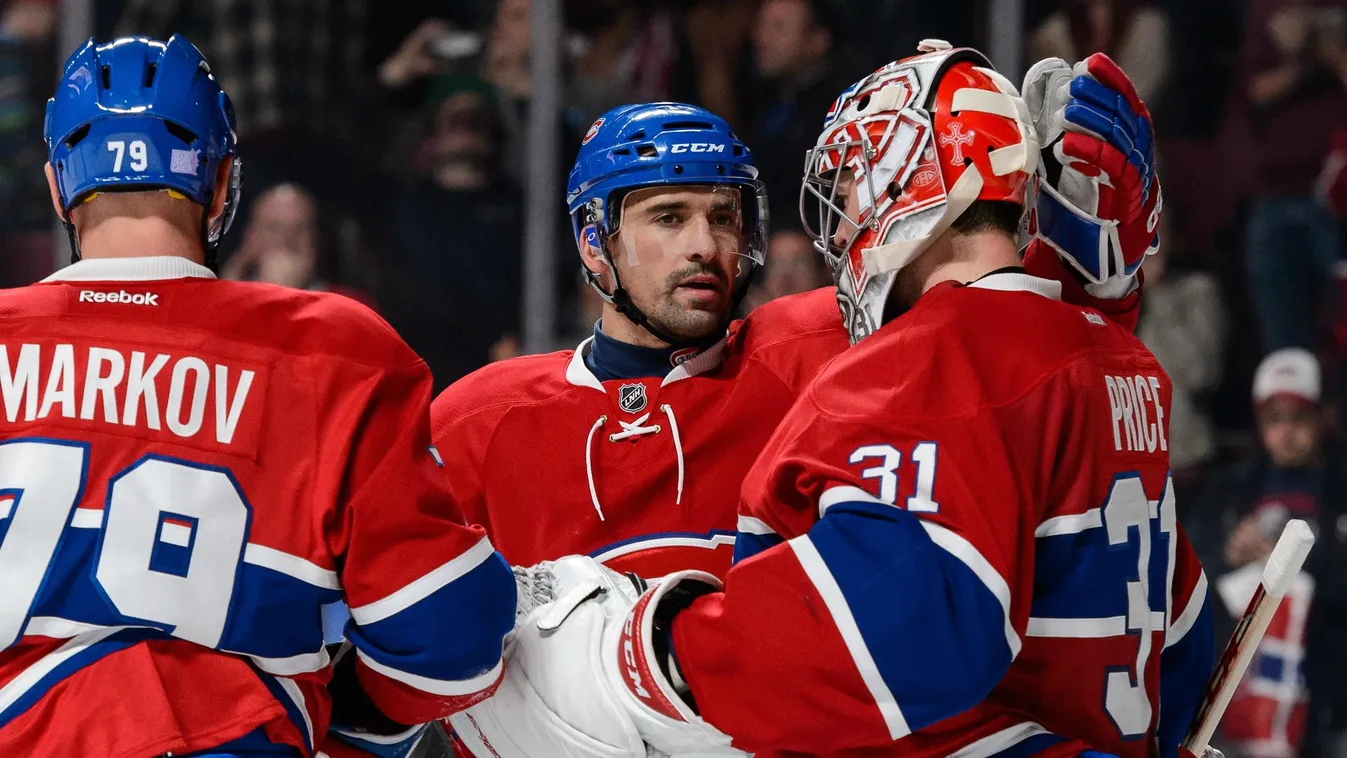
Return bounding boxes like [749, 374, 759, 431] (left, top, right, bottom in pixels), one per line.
[44, 35, 242, 260]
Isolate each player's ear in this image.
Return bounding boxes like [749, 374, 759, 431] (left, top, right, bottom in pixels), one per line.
[209, 159, 232, 220]
[45, 163, 67, 222]
[578, 224, 607, 276]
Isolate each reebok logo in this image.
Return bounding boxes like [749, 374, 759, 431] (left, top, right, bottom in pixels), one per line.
[78, 290, 159, 306]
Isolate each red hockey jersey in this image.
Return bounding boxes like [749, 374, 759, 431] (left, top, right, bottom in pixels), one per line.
[429, 286, 848, 579]
[0, 258, 514, 758]
[673, 271, 1212, 757]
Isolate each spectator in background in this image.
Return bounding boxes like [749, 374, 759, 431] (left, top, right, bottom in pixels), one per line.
[1192, 350, 1343, 570]
[563, 0, 682, 140]
[221, 183, 376, 306]
[0, 0, 57, 287]
[115, 0, 367, 144]
[377, 75, 523, 390]
[1241, 0, 1347, 353]
[1190, 351, 1347, 679]
[745, 229, 832, 311]
[1189, 349, 1347, 758]
[1136, 224, 1226, 500]
[1029, 0, 1171, 103]
[1215, 500, 1314, 758]
[742, 0, 850, 229]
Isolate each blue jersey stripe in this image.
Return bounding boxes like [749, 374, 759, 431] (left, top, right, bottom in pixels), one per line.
[343, 550, 512, 685]
[1156, 597, 1212, 758]
[1032, 518, 1172, 621]
[253, 669, 314, 753]
[807, 498, 1013, 731]
[30, 528, 342, 660]
[732, 531, 783, 564]
[0, 628, 157, 730]
[987, 732, 1067, 758]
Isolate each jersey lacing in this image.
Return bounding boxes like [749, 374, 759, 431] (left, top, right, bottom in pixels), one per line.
[583, 404, 685, 521]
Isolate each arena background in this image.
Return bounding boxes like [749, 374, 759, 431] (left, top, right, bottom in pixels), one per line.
[2, 1, 1345, 756]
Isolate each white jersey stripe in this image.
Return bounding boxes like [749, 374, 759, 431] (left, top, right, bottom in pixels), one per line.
[355, 648, 503, 697]
[1165, 570, 1208, 649]
[0, 627, 120, 715]
[24, 616, 114, 639]
[350, 537, 496, 625]
[949, 721, 1051, 758]
[921, 521, 1021, 658]
[275, 676, 315, 749]
[1035, 508, 1102, 537]
[592, 533, 737, 564]
[70, 508, 104, 529]
[789, 534, 910, 740]
[243, 544, 340, 590]
[817, 485, 887, 517]
[250, 648, 330, 676]
[735, 516, 776, 536]
[1029, 611, 1167, 639]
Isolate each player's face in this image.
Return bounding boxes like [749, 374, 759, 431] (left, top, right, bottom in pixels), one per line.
[1257, 397, 1324, 467]
[609, 185, 745, 341]
[828, 170, 867, 253]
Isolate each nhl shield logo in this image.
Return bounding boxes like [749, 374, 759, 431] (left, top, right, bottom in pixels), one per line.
[618, 383, 648, 414]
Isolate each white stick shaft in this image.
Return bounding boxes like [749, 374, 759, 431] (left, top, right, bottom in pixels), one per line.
[1181, 519, 1315, 753]
[1182, 589, 1279, 751]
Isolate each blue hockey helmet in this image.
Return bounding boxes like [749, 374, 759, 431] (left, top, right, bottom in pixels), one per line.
[45, 35, 241, 262]
[566, 102, 768, 344]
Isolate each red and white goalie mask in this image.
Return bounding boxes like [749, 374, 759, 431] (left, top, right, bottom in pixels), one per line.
[800, 41, 1038, 343]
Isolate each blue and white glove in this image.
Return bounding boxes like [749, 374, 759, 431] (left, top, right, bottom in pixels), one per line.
[1022, 52, 1162, 298]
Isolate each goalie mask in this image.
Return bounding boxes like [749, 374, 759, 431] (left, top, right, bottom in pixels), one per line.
[801, 41, 1038, 344]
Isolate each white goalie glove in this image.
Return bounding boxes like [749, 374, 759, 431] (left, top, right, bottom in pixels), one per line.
[1021, 53, 1162, 299]
[450, 556, 746, 758]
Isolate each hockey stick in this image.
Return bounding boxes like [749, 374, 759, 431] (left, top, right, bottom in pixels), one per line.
[1178, 518, 1315, 758]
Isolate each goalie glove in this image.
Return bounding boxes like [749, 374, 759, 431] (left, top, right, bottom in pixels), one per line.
[450, 556, 649, 758]
[453, 557, 746, 758]
[599, 572, 745, 757]
[1022, 52, 1162, 298]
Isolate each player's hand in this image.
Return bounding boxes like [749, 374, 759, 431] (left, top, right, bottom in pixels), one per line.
[451, 556, 647, 758]
[1022, 53, 1161, 298]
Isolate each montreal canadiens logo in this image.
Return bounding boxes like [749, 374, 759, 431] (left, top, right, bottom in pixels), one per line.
[618, 383, 648, 414]
[582, 118, 605, 145]
[670, 347, 699, 366]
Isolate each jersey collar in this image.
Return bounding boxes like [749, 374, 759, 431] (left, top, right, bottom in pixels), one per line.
[965, 270, 1062, 299]
[565, 334, 729, 392]
[42, 257, 217, 283]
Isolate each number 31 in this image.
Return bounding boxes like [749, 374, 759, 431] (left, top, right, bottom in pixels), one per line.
[850, 442, 940, 513]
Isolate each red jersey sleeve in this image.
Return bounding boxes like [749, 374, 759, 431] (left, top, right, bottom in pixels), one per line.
[320, 358, 514, 725]
[674, 387, 1034, 754]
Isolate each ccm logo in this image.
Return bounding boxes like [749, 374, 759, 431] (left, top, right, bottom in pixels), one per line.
[78, 289, 159, 306]
[669, 143, 726, 154]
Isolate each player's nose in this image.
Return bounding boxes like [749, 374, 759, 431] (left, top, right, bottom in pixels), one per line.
[682, 215, 718, 260]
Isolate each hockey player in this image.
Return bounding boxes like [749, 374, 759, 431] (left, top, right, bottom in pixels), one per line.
[453, 46, 1213, 758]
[0, 36, 515, 757]
[429, 102, 848, 585]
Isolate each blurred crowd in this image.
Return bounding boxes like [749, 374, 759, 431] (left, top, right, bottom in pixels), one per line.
[3, 0, 1347, 755]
